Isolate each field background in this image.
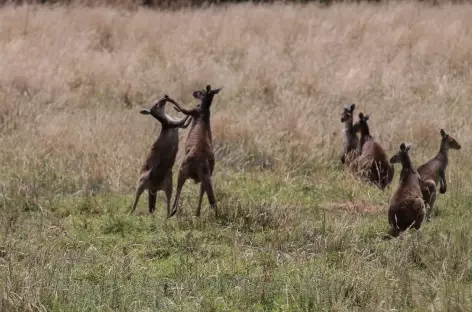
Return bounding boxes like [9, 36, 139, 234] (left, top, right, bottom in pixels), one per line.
[1, 2, 472, 311]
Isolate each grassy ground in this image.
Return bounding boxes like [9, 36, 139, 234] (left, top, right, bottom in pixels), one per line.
[1, 2, 472, 311]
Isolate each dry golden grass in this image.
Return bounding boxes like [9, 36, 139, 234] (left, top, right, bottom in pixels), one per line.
[1, 3, 472, 310]
[1, 2, 471, 194]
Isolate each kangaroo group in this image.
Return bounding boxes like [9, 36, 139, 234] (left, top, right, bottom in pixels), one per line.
[341, 104, 461, 237]
[130, 87, 462, 239]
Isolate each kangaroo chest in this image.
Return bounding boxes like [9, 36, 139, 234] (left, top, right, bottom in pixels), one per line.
[185, 121, 212, 153]
[343, 130, 358, 152]
[146, 129, 180, 168]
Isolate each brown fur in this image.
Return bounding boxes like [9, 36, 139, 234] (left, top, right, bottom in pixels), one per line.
[388, 143, 427, 238]
[340, 103, 361, 165]
[167, 85, 221, 218]
[419, 179, 437, 221]
[129, 95, 191, 216]
[350, 113, 394, 190]
[417, 129, 461, 216]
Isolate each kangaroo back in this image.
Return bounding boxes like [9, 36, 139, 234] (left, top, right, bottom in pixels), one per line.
[388, 143, 426, 237]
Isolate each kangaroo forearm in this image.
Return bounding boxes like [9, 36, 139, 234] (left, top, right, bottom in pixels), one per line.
[182, 116, 192, 128]
[438, 170, 447, 193]
[171, 115, 191, 128]
[439, 179, 447, 193]
[174, 105, 193, 115]
[165, 97, 196, 116]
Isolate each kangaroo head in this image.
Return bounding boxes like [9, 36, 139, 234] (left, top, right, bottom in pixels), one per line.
[192, 85, 222, 110]
[341, 104, 355, 123]
[357, 112, 371, 135]
[440, 129, 461, 150]
[390, 143, 411, 164]
[140, 96, 167, 119]
[358, 112, 369, 123]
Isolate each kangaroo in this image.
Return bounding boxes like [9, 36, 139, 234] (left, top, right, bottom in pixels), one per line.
[417, 129, 461, 216]
[340, 103, 360, 164]
[387, 143, 427, 237]
[129, 95, 191, 217]
[166, 85, 222, 218]
[351, 113, 394, 190]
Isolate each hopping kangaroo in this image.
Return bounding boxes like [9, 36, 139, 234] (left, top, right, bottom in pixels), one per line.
[340, 103, 360, 164]
[130, 95, 191, 217]
[388, 143, 428, 237]
[417, 129, 461, 216]
[167, 85, 222, 218]
[351, 113, 394, 190]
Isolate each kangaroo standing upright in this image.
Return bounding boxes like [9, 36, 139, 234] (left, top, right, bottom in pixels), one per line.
[340, 103, 360, 165]
[417, 129, 461, 217]
[167, 85, 221, 218]
[130, 95, 191, 217]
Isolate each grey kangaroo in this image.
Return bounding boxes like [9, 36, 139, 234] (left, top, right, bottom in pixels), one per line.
[166, 85, 221, 218]
[130, 95, 191, 217]
[340, 103, 360, 165]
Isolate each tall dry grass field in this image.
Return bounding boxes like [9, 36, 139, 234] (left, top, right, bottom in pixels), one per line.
[1, 2, 472, 311]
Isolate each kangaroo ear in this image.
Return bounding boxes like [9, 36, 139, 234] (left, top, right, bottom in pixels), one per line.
[206, 85, 211, 92]
[405, 144, 411, 152]
[400, 143, 406, 151]
[440, 129, 447, 137]
[350, 104, 355, 111]
[358, 112, 364, 119]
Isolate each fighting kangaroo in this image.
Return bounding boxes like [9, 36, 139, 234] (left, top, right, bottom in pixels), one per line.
[130, 95, 191, 217]
[167, 85, 222, 218]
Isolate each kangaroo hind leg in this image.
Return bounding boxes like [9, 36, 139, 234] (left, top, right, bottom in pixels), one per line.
[130, 177, 148, 214]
